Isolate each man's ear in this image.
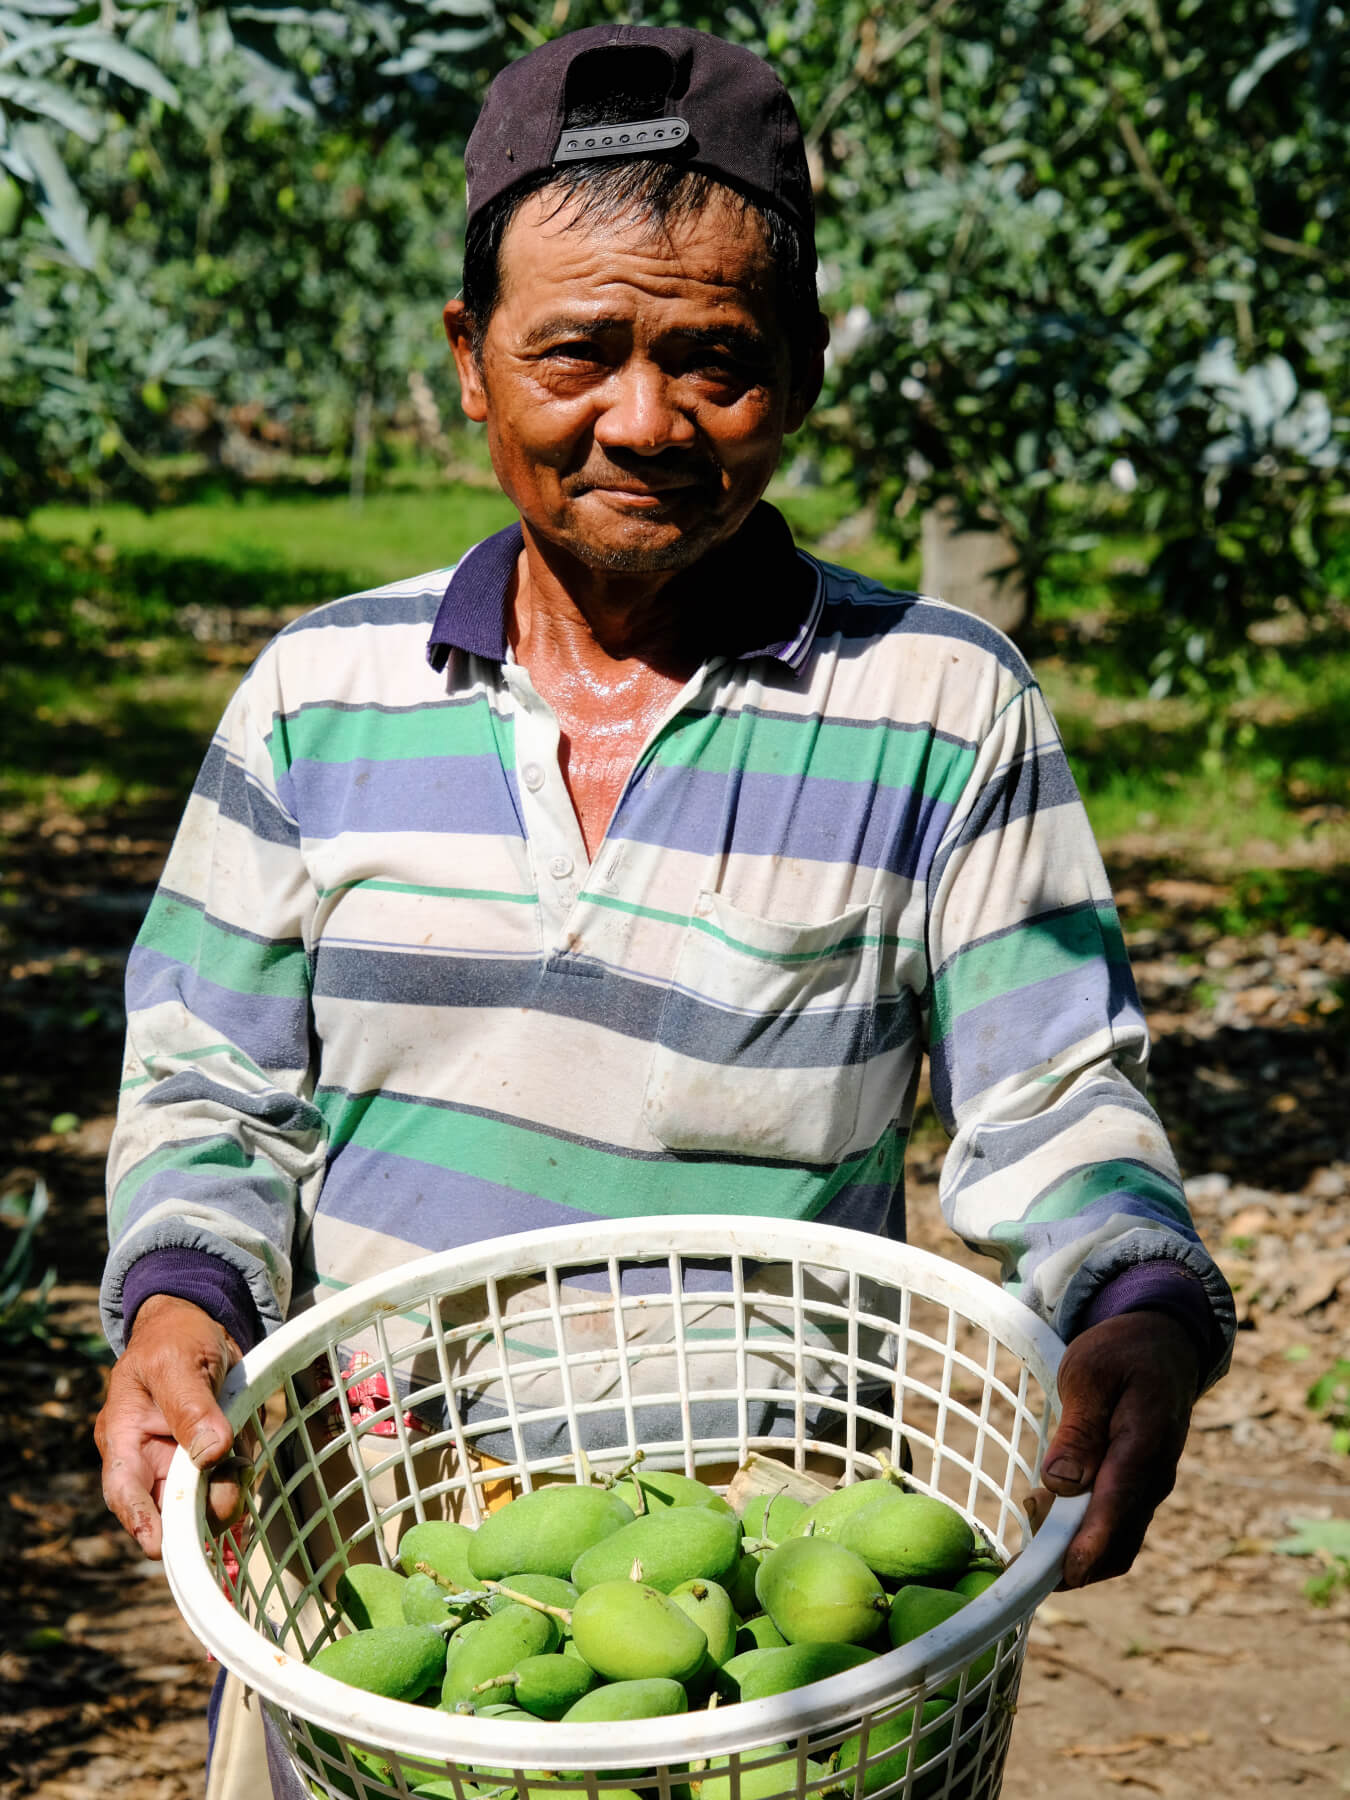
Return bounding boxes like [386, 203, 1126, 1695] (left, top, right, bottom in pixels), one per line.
[443, 298, 488, 424]
[785, 310, 829, 434]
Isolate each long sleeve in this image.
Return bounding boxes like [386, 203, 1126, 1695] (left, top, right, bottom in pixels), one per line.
[100, 649, 328, 1355]
[923, 678, 1235, 1390]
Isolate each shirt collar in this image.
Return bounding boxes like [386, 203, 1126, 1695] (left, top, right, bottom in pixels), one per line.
[426, 502, 823, 675]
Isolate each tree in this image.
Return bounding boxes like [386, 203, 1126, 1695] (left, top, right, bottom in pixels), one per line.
[3, 0, 1347, 678]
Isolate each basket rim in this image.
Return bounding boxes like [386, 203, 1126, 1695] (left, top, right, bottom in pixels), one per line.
[161, 1217, 1088, 1772]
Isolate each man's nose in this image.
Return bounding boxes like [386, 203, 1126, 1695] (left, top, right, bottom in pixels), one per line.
[593, 362, 697, 455]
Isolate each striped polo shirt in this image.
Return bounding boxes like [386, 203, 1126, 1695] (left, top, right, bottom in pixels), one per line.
[101, 507, 1234, 1385]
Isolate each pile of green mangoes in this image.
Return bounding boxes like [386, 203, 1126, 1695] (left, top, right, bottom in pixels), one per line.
[301, 1463, 1006, 1800]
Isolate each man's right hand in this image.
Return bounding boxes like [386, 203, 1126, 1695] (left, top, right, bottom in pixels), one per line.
[95, 1293, 243, 1559]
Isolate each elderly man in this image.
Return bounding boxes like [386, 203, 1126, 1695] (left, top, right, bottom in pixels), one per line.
[96, 23, 1233, 1791]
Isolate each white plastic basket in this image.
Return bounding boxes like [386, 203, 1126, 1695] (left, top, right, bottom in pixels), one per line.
[161, 1218, 1086, 1800]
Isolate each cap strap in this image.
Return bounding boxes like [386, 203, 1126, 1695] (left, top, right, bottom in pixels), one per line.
[553, 116, 689, 163]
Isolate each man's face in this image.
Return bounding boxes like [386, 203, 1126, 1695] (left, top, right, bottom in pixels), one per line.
[445, 187, 816, 577]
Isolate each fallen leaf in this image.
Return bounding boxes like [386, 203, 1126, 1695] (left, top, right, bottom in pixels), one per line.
[1061, 1733, 1203, 1760]
[1267, 1732, 1341, 1756]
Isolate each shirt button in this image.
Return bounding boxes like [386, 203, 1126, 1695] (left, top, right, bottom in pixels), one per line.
[549, 853, 574, 881]
[522, 762, 544, 791]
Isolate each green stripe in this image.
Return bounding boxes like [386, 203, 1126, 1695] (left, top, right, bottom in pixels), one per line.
[109, 1135, 290, 1236]
[654, 710, 975, 799]
[316, 1088, 905, 1220]
[122, 1042, 269, 1097]
[315, 878, 537, 906]
[268, 701, 513, 774]
[138, 892, 311, 1000]
[930, 905, 1126, 1043]
[992, 1160, 1191, 1237]
[586, 891, 921, 961]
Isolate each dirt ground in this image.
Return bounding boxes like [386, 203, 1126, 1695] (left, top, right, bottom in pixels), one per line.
[1, 801, 1347, 1800]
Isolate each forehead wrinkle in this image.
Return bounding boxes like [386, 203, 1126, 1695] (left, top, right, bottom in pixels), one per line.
[495, 190, 776, 317]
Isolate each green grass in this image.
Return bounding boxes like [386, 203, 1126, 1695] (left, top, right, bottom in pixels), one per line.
[20, 481, 521, 594]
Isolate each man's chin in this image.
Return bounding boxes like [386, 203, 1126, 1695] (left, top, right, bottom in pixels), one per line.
[554, 513, 732, 576]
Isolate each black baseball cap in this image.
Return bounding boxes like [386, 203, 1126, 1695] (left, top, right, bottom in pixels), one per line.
[464, 24, 814, 254]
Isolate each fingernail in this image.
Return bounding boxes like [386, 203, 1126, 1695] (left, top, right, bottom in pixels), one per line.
[189, 1432, 217, 1468]
[1045, 1457, 1083, 1486]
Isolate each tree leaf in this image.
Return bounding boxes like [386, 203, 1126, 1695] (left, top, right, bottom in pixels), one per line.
[1226, 32, 1305, 111]
[12, 117, 91, 264]
[60, 34, 179, 106]
[0, 70, 100, 139]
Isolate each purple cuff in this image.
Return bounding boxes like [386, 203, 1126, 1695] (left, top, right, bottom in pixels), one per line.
[1079, 1260, 1221, 1375]
[122, 1249, 264, 1354]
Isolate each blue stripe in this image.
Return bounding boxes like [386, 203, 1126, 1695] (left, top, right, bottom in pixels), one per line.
[114, 1162, 294, 1248]
[617, 765, 956, 879]
[125, 946, 312, 1072]
[929, 959, 1143, 1117]
[142, 1070, 324, 1135]
[279, 588, 446, 636]
[943, 1079, 1159, 1182]
[815, 580, 1033, 681]
[195, 739, 301, 848]
[314, 1145, 903, 1269]
[275, 754, 522, 840]
[312, 945, 915, 1071]
[950, 745, 1080, 851]
[1006, 1188, 1202, 1277]
[318, 1143, 601, 1246]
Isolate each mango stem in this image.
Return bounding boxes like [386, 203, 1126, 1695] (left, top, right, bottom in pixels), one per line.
[479, 1579, 573, 1624]
[471, 1672, 519, 1695]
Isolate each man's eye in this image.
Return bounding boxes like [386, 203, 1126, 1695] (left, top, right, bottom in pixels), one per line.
[547, 341, 604, 363]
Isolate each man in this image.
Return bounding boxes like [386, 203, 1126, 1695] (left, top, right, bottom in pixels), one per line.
[96, 18, 1233, 1773]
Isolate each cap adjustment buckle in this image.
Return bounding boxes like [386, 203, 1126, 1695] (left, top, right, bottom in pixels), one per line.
[552, 116, 689, 164]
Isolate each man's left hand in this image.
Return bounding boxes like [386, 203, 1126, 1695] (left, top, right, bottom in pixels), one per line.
[1036, 1311, 1202, 1588]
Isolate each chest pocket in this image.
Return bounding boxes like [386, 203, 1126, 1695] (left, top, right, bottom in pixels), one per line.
[642, 890, 881, 1165]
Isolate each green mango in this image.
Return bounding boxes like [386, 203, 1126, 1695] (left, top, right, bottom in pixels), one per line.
[734, 1613, 787, 1655]
[403, 1571, 462, 1627]
[888, 1584, 969, 1648]
[299, 1730, 392, 1800]
[890, 1584, 999, 1697]
[669, 1578, 739, 1669]
[836, 1491, 976, 1585]
[836, 1699, 953, 1796]
[441, 1604, 560, 1707]
[399, 1519, 485, 1591]
[571, 1507, 742, 1593]
[484, 1572, 578, 1628]
[952, 1568, 1000, 1599]
[469, 1486, 635, 1582]
[731, 1641, 877, 1703]
[463, 1703, 562, 1788]
[336, 1563, 410, 1632]
[562, 1677, 689, 1723]
[726, 1552, 763, 1618]
[689, 1747, 826, 1800]
[755, 1538, 889, 1646]
[571, 1579, 709, 1683]
[739, 1493, 806, 1541]
[478, 1651, 598, 1720]
[309, 1623, 447, 1701]
[611, 1469, 736, 1517]
[786, 1478, 899, 1542]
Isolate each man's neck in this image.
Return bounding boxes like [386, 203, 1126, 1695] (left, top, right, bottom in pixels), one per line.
[509, 524, 702, 681]
[506, 503, 810, 681]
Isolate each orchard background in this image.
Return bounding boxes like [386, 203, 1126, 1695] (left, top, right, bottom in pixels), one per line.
[1, 3, 1347, 1796]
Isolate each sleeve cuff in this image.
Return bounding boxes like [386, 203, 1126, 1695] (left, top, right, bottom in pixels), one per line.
[1077, 1259, 1224, 1379]
[121, 1248, 264, 1355]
